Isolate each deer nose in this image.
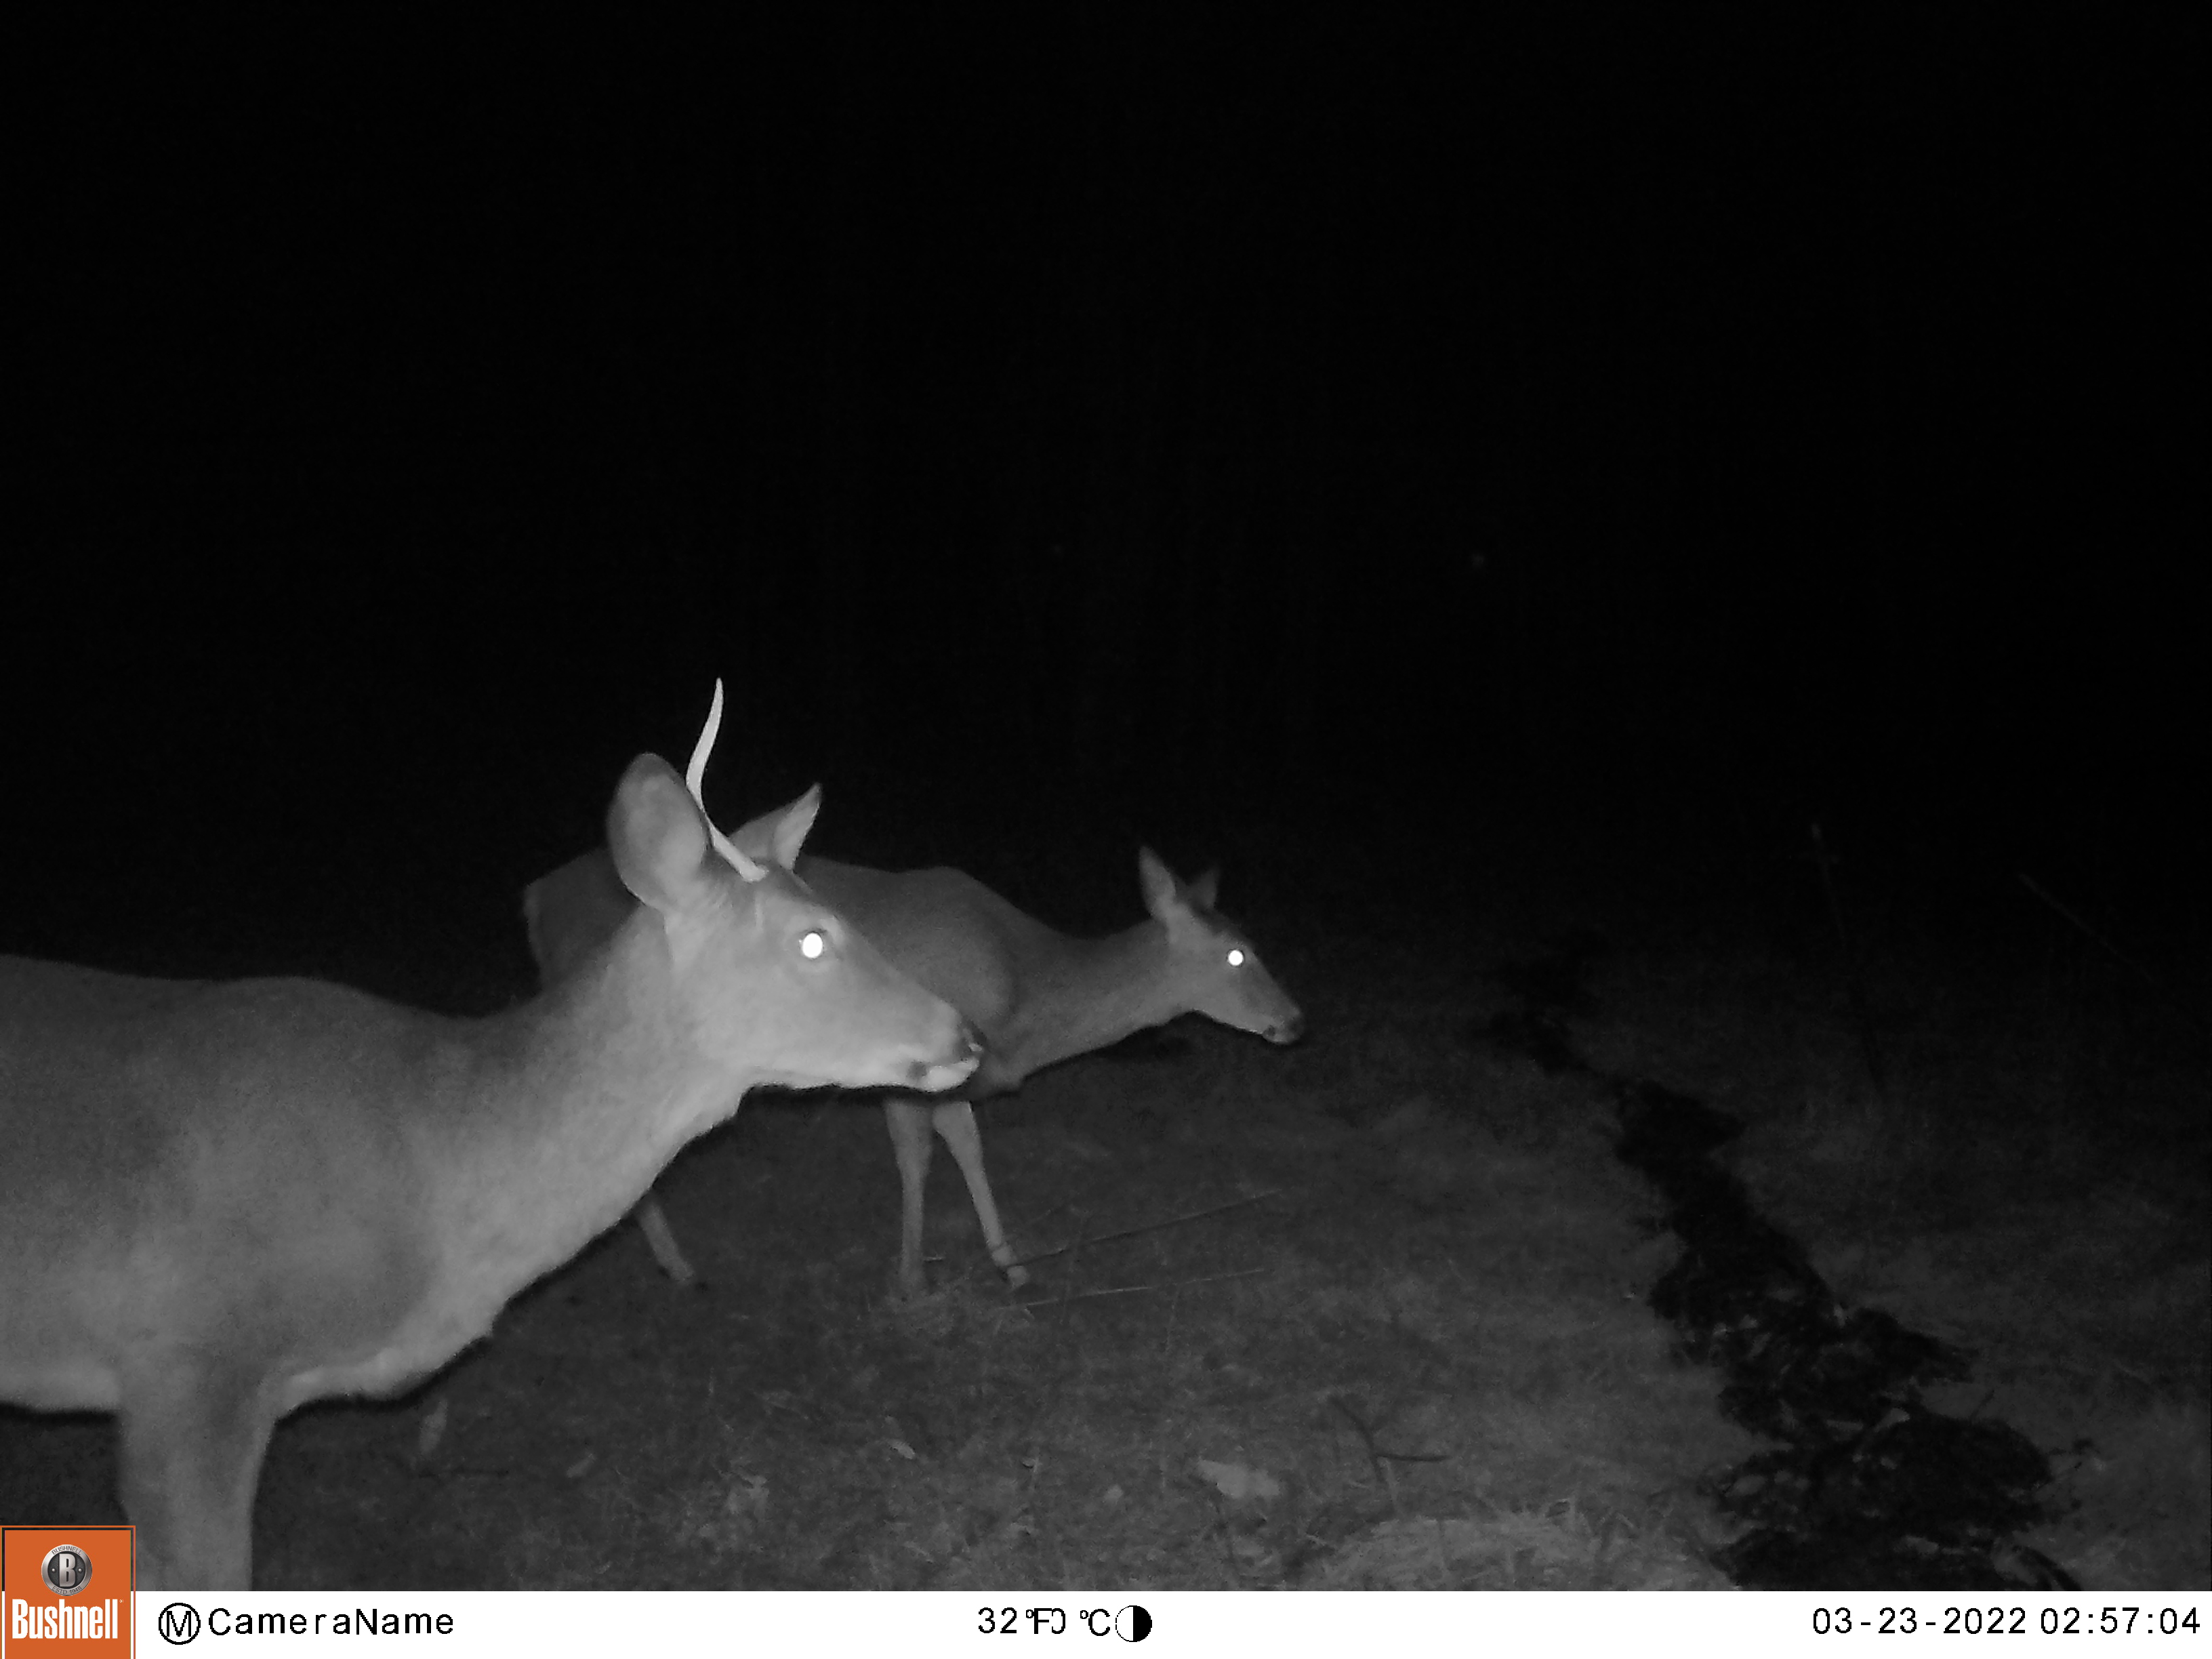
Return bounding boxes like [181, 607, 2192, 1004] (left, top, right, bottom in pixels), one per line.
[1272, 1010, 1305, 1044]
[907, 1022, 985, 1088]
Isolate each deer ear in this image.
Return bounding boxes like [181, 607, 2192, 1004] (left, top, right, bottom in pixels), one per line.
[1138, 846, 1188, 920]
[769, 784, 823, 869]
[607, 754, 715, 916]
[726, 783, 820, 872]
[1186, 867, 1220, 910]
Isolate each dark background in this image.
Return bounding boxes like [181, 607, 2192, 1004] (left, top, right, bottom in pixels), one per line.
[3, 9, 2199, 983]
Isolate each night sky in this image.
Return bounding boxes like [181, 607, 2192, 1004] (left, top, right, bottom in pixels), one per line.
[5, 11, 2198, 977]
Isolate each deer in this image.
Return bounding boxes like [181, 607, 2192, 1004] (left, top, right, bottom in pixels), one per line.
[525, 823, 1304, 1297]
[0, 684, 979, 1589]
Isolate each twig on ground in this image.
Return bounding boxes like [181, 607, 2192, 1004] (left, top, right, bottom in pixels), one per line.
[2015, 870, 2162, 989]
[1328, 1394, 1449, 1521]
[1024, 1266, 1269, 1305]
[1008, 1189, 1284, 1273]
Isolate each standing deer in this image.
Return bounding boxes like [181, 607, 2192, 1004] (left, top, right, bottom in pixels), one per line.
[525, 830, 1303, 1296]
[0, 685, 978, 1589]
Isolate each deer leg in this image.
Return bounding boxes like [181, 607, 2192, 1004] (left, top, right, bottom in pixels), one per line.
[933, 1100, 1029, 1288]
[884, 1094, 935, 1296]
[634, 1191, 699, 1286]
[116, 1358, 278, 1591]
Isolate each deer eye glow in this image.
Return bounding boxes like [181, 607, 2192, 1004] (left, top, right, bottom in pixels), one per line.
[1227, 947, 1246, 968]
[800, 930, 827, 960]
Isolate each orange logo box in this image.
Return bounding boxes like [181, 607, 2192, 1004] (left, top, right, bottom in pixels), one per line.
[1, 1529, 133, 1658]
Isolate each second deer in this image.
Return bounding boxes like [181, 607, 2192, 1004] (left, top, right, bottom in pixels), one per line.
[526, 829, 1304, 1296]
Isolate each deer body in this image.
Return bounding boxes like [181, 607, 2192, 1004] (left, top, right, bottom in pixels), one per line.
[802, 859, 1227, 1092]
[527, 839, 1303, 1296]
[0, 693, 978, 1589]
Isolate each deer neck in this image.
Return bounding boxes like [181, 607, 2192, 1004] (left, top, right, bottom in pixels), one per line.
[993, 919, 1181, 1084]
[435, 912, 748, 1305]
